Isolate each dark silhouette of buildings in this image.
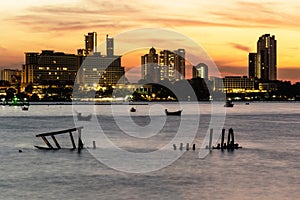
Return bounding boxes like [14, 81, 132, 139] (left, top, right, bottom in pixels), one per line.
[249, 34, 277, 81]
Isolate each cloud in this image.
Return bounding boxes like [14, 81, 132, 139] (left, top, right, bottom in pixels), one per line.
[10, 0, 296, 34]
[209, 1, 300, 29]
[229, 43, 251, 52]
[0, 46, 7, 52]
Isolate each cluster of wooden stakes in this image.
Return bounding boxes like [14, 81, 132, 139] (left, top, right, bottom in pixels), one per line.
[173, 128, 242, 152]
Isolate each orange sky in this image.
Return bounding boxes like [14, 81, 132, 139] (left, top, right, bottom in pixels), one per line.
[1, 0, 300, 82]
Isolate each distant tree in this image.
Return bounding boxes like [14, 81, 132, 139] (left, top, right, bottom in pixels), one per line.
[25, 84, 34, 94]
[30, 93, 40, 102]
[5, 88, 16, 100]
[0, 80, 10, 86]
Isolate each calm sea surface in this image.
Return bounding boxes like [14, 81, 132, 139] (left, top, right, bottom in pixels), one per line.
[0, 102, 299, 200]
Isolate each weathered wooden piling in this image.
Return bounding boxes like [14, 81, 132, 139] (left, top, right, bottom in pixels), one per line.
[192, 144, 196, 151]
[208, 129, 213, 151]
[77, 128, 83, 153]
[35, 127, 84, 152]
[173, 144, 177, 150]
[221, 129, 225, 151]
[179, 143, 183, 151]
[227, 128, 235, 150]
[186, 143, 189, 151]
[93, 141, 96, 149]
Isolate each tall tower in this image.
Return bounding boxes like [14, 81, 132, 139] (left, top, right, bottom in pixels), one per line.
[141, 47, 160, 82]
[193, 63, 208, 79]
[174, 49, 185, 80]
[106, 34, 114, 57]
[85, 32, 97, 54]
[257, 34, 277, 80]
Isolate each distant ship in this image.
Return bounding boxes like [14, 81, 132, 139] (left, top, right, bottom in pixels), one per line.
[130, 107, 136, 112]
[165, 109, 182, 116]
[224, 100, 234, 107]
[77, 113, 92, 121]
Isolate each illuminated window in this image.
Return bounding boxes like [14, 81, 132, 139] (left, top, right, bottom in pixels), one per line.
[38, 67, 45, 70]
[49, 72, 51, 75]
[57, 67, 60, 70]
[53, 60, 57, 64]
[57, 77, 59, 80]
[46, 67, 50, 70]
[63, 67, 67, 70]
[93, 68, 97, 71]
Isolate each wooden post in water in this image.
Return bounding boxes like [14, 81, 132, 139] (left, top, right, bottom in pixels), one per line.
[51, 135, 61, 149]
[77, 128, 83, 153]
[69, 131, 76, 149]
[173, 144, 177, 150]
[186, 143, 189, 151]
[41, 136, 54, 149]
[93, 141, 96, 149]
[208, 129, 213, 151]
[221, 129, 225, 151]
[179, 143, 183, 151]
[192, 144, 196, 151]
[229, 128, 234, 151]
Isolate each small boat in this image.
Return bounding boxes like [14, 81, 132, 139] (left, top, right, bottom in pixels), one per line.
[22, 105, 29, 111]
[130, 107, 136, 112]
[224, 100, 234, 107]
[245, 102, 250, 105]
[165, 109, 182, 116]
[77, 113, 92, 121]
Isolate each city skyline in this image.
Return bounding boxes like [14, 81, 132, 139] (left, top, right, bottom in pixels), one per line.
[1, 0, 300, 83]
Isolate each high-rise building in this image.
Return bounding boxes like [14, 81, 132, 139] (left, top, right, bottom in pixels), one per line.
[257, 34, 277, 80]
[248, 53, 257, 78]
[248, 34, 277, 81]
[22, 50, 80, 85]
[79, 34, 125, 87]
[85, 32, 97, 54]
[159, 49, 185, 81]
[141, 47, 160, 82]
[174, 49, 185, 80]
[79, 53, 125, 86]
[192, 63, 208, 79]
[106, 34, 114, 57]
[159, 50, 174, 81]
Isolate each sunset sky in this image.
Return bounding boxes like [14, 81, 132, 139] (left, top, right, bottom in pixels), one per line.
[1, 0, 300, 82]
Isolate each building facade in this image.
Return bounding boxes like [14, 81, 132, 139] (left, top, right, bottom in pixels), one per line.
[1, 69, 22, 84]
[106, 34, 114, 57]
[141, 47, 160, 82]
[85, 32, 97, 55]
[22, 50, 80, 85]
[248, 53, 257, 78]
[192, 63, 208, 79]
[213, 76, 255, 93]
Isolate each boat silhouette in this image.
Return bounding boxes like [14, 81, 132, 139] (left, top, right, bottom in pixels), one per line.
[77, 113, 92, 121]
[165, 109, 182, 116]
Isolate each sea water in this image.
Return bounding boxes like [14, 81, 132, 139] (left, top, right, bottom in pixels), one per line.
[0, 102, 299, 200]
